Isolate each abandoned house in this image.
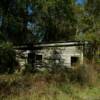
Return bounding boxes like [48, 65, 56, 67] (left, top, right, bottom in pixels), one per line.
[15, 41, 87, 68]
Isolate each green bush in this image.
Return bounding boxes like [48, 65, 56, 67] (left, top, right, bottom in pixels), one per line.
[0, 42, 17, 74]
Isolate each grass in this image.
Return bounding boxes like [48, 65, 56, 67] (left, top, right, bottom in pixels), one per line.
[2, 83, 100, 100]
[0, 73, 100, 100]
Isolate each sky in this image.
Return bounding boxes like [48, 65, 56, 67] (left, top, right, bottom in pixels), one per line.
[76, 0, 86, 5]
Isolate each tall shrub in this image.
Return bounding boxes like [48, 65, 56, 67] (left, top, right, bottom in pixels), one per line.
[0, 42, 17, 73]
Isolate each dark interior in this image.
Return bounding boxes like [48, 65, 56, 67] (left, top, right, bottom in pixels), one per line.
[71, 56, 79, 66]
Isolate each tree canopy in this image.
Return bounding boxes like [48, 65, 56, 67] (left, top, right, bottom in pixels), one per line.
[0, 0, 99, 44]
[0, 0, 78, 44]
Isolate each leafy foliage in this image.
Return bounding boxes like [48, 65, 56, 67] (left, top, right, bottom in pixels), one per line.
[32, 0, 77, 42]
[75, 0, 100, 60]
[0, 0, 77, 44]
[0, 42, 17, 73]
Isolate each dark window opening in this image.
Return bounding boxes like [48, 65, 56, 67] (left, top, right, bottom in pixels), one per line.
[35, 55, 42, 61]
[28, 52, 35, 63]
[71, 56, 79, 66]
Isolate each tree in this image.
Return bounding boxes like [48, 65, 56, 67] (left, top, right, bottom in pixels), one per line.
[29, 0, 77, 42]
[75, 0, 100, 61]
[0, 0, 77, 44]
[0, 0, 34, 45]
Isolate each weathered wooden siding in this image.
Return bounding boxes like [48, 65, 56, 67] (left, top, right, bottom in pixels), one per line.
[35, 46, 83, 67]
